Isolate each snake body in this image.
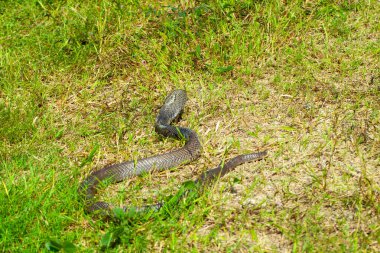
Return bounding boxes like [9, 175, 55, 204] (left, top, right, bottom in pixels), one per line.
[79, 89, 267, 214]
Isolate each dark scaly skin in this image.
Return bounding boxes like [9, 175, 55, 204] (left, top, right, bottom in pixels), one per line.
[195, 151, 267, 184]
[79, 89, 267, 214]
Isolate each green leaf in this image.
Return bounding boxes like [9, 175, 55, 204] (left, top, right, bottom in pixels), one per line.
[80, 144, 99, 167]
[45, 240, 62, 252]
[100, 232, 113, 249]
[62, 241, 77, 253]
[195, 45, 201, 58]
[45, 240, 76, 252]
[113, 207, 126, 219]
[280, 126, 296, 132]
[216, 66, 234, 73]
[55, 128, 64, 139]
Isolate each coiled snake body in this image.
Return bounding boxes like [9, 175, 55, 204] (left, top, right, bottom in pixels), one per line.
[79, 90, 267, 214]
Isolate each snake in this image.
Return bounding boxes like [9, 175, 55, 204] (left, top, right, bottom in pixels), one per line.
[79, 89, 267, 215]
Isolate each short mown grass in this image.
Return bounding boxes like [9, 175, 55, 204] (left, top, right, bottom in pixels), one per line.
[1, 0, 379, 252]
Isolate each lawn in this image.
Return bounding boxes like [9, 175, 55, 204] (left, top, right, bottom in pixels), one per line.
[0, 0, 379, 252]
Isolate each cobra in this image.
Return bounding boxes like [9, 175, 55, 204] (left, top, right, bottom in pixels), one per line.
[79, 89, 267, 214]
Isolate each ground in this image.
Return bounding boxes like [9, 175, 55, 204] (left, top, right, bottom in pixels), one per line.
[0, 0, 379, 252]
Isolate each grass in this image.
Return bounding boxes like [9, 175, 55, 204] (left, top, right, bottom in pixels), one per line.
[1, 0, 379, 252]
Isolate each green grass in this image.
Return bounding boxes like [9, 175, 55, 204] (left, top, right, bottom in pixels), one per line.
[1, 0, 379, 252]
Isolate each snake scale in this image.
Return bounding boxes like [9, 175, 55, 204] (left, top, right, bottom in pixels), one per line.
[79, 89, 267, 214]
